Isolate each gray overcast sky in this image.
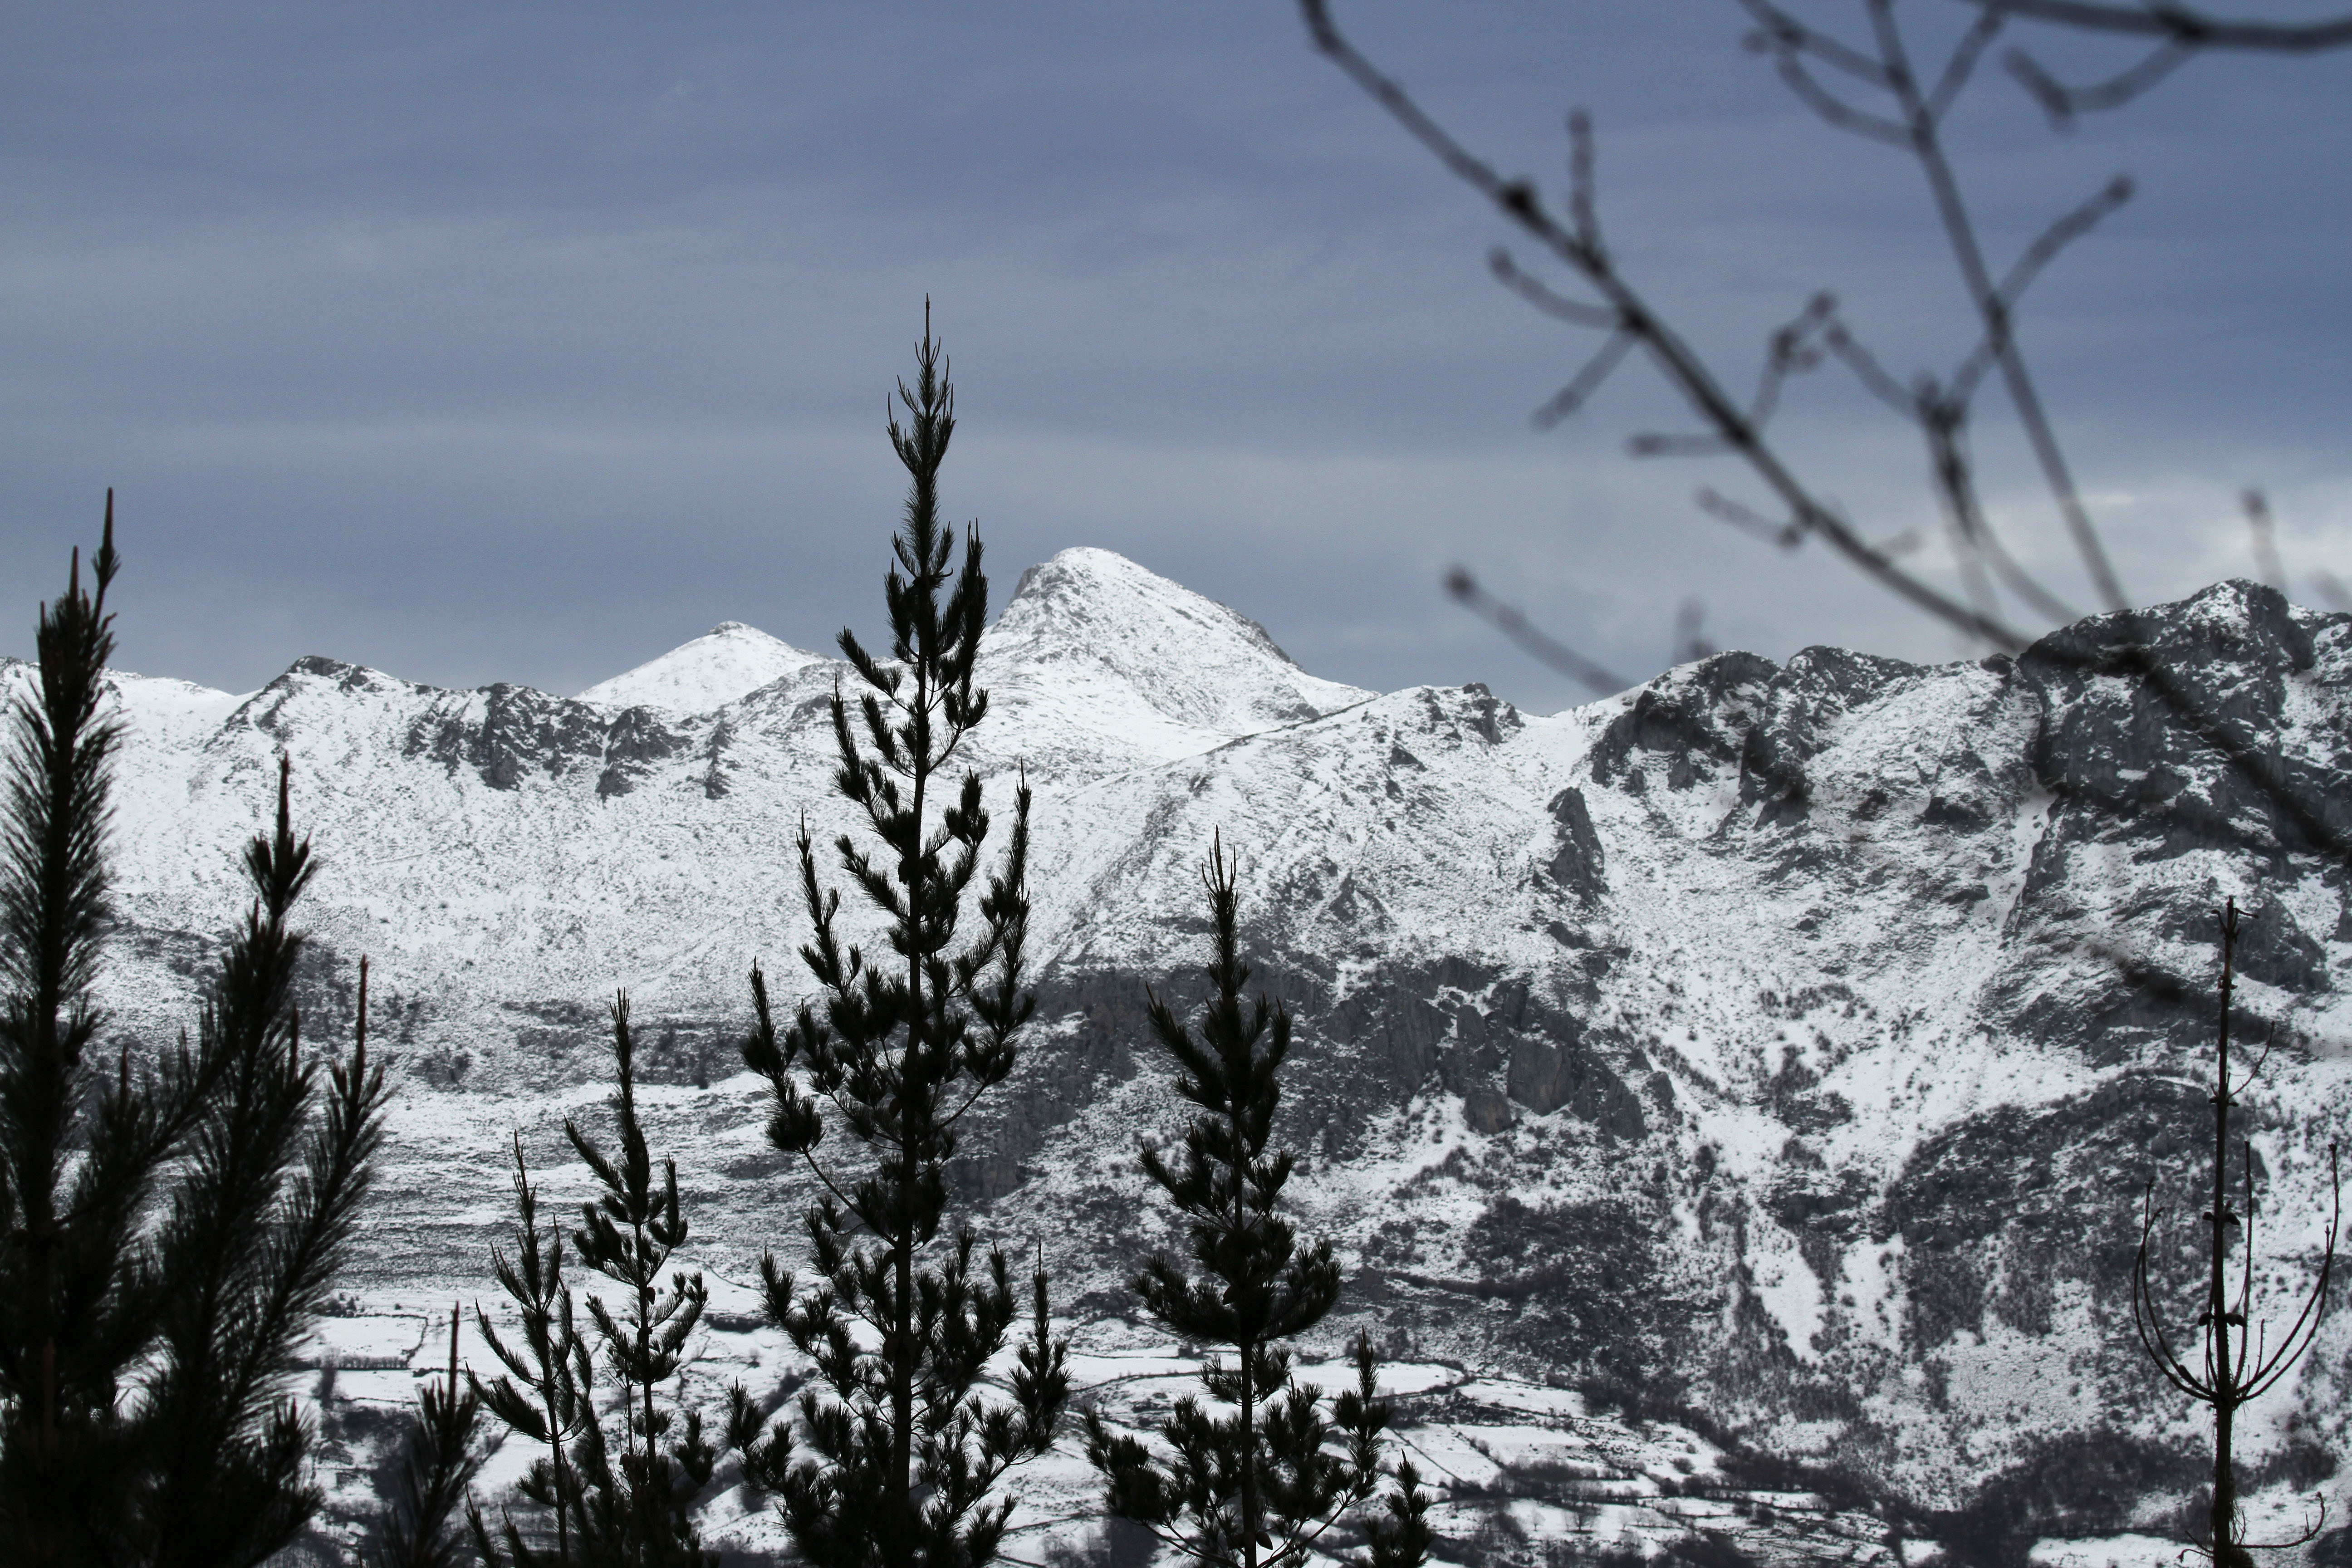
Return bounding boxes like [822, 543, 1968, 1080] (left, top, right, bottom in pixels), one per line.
[4, 2, 2349, 714]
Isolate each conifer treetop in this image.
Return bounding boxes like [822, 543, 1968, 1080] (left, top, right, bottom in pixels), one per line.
[736, 312, 1063, 1568]
[1088, 835, 1422, 1568]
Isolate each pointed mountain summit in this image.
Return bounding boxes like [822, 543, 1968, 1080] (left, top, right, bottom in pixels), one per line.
[979, 549, 1368, 767]
[576, 621, 821, 714]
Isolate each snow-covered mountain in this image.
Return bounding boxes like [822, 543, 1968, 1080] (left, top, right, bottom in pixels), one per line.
[32, 549, 2352, 1566]
[574, 620, 822, 712]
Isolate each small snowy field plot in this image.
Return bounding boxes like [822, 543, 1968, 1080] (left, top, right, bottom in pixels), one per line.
[299, 1302, 1898, 1568]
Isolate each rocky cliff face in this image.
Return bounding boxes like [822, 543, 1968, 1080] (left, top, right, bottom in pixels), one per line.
[26, 553, 2352, 1565]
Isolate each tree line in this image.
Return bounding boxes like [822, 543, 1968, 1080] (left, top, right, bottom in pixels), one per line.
[0, 323, 1429, 1568]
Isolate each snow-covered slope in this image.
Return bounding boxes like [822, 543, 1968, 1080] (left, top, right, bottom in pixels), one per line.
[59, 555, 2352, 1565]
[975, 546, 1371, 773]
[574, 620, 821, 712]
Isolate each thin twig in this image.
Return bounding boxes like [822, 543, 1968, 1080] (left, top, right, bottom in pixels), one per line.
[1696, 487, 1803, 549]
[1567, 109, 1603, 254]
[1737, 0, 1895, 85]
[1748, 293, 1837, 429]
[2005, 38, 2195, 125]
[1949, 0, 2352, 52]
[1949, 175, 2136, 406]
[1770, 44, 1915, 144]
[1444, 568, 1630, 696]
[1631, 432, 1736, 459]
[1534, 331, 1639, 429]
[1928, 6, 2009, 122]
[1489, 249, 1620, 329]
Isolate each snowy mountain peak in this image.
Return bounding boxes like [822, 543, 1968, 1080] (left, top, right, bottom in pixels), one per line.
[1000, 546, 1300, 663]
[575, 621, 821, 714]
[982, 548, 1369, 756]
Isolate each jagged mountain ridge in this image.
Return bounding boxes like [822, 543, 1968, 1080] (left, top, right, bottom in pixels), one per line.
[20, 549, 2352, 1563]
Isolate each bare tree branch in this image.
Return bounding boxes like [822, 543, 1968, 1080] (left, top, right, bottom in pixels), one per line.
[1949, 0, 2352, 52]
[1696, 486, 1806, 549]
[1306, 0, 2352, 1044]
[1630, 431, 1738, 458]
[1768, 42, 1916, 144]
[1916, 401, 2014, 622]
[1864, 0, 2134, 613]
[1949, 175, 2136, 405]
[1748, 293, 1836, 428]
[1819, 318, 1916, 416]
[1673, 598, 1717, 665]
[1299, 0, 2030, 650]
[2005, 37, 2195, 125]
[1736, 0, 1896, 85]
[1740, 8, 2133, 630]
[1566, 108, 1604, 254]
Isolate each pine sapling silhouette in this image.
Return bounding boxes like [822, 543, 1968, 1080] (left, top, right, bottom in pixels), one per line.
[0, 500, 387, 1566]
[0, 497, 182, 1563]
[474, 1002, 741, 1568]
[1359, 1455, 1432, 1568]
[138, 761, 390, 1568]
[571, 995, 721, 1567]
[364, 1307, 485, 1568]
[735, 312, 1068, 1568]
[2132, 899, 2340, 1568]
[470, 1135, 596, 1566]
[1085, 837, 1426, 1568]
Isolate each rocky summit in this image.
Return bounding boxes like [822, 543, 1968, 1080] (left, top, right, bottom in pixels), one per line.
[19, 549, 2352, 1566]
